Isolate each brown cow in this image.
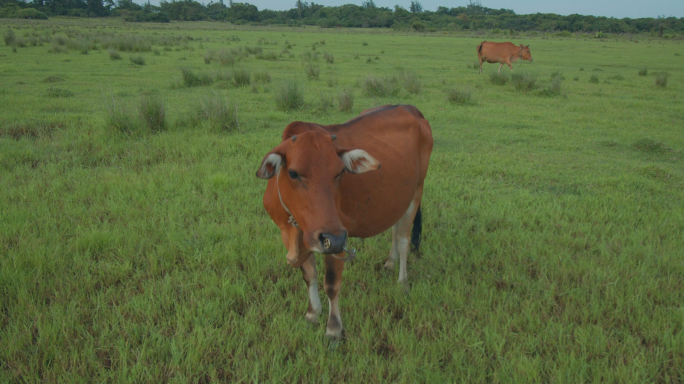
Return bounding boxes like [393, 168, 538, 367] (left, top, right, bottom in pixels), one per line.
[256, 105, 433, 339]
[477, 41, 533, 74]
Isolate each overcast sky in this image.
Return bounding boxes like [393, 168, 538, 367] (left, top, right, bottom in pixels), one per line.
[160, 0, 683, 19]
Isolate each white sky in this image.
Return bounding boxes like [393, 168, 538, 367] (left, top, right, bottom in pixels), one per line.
[140, 0, 684, 19]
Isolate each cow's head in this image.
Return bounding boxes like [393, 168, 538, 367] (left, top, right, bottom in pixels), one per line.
[257, 129, 380, 254]
[520, 44, 533, 62]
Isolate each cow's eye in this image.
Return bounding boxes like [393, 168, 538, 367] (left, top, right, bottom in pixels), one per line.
[288, 170, 300, 180]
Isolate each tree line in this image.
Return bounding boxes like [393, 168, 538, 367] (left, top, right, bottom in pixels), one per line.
[1, 0, 683, 35]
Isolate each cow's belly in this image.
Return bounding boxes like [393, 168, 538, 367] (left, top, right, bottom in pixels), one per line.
[339, 160, 420, 238]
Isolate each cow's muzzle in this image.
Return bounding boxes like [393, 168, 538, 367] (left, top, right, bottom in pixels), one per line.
[318, 231, 347, 254]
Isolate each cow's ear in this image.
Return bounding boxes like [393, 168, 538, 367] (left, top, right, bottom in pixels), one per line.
[256, 152, 284, 179]
[338, 149, 381, 174]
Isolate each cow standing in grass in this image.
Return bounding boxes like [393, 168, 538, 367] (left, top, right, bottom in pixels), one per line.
[477, 41, 533, 74]
[256, 105, 433, 339]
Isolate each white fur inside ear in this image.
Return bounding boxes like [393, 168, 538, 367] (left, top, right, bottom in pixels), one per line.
[341, 149, 380, 174]
[257, 153, 283, 179]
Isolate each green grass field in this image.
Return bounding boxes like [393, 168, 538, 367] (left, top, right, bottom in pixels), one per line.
[1, 18, 683, 382]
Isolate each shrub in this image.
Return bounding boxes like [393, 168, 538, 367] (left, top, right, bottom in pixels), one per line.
[632, 138, 669, 154]
[130, 55, 145, 65]
[362, 76, 399, 97]
[446, 88, 473, 105]
[108, 49, 122, 60]
[324, 52, 334, 64]
[589, 75, 599, 84]
[45, 88, 74, 98]
[511, 71, 538, 91]
[467, 62, 479, 70]
[253, 71, 271, 83]
[203, 51, 212, 64]
[539, 74, 562, 96]
[305, 64, 320, 80]
[573, 77, 579, 81]
[338, 88, 353, 112]
[195, 94, 239, 132]
[362, 42, 368, 46]
[139, 95, 165, 132]
[232, 69, 250, 87]
[400, 71, 421, 94]
[4, 29, 15, 46]
[489, 71, 508, 85]
[655, 72, 669, 88]
[245, 46, 262, 55]
[152, 49, 160, 56]
[47, 44, 68, 54]
[638, 67, 648, 76]
[275, 80, 304, 111]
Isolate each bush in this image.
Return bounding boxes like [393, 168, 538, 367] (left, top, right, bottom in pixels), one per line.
[362, 42, 368, 46]
[130, 55, 145, 65]
[489, 71, 508, 86]
[195, 94, 239, 132]
[638, 67, 648, 76]
[511, 71, 538, 91]
[362, 76, 399, 97]
[446, 88, 473, 105]
[139, 95, 165, 132]
[338, 88, 353, 112]
[655, 72, 669, 88]
[324, 52, 334, 64]
[15, 8, 48, 19]
[105, 98, 139, 134]
[108, 49, 122, 60]
[305, 64, 319, 80]
[232, 69, 250, 87]
[400, 71, 421, 94]
[589, 75, 599, 84]
[275, 80, 304, 111]
[245, 46, 262, 55]
[3, 29, 15, 46]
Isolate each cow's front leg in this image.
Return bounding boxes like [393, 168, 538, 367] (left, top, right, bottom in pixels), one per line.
[324, 254, 345, 339]
[498, 62, 504, 74]
[300, 252, 321, 324]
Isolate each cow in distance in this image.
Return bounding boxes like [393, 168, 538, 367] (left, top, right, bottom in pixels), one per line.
[477, 41, 533, 74]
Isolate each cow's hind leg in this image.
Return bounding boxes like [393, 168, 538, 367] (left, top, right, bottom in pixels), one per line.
[300, 252, 321, 324]
[392, 191, 423, 285]
[384, 224, 400, 270]
[324, 253, 346, 339]
[498, 63, 504, 75]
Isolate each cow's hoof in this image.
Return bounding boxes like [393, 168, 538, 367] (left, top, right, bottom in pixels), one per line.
[398, 279, 410, 294]
[325, 327, 344, 340]
[383, 260, 395, 270]
[305, 312, 319, 325]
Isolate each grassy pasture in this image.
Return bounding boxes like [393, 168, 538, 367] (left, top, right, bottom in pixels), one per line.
[1, 18, 684, 382]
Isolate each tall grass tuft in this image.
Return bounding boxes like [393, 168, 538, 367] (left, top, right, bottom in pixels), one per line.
[589, 75, 599, 84]
[4, 29, 16, 46]
[539, 73, 562, 96]
[275, 80, 304, 111]
[399, 71, 421, 94]
[338, 88, 354, 112]
[489, 71, 509, 86]
[196, 94, 239, 132]
[139, 95, 166, 132]
[105, 98, 139, 134]
[638, 67, 648, 76]
[231, 69, 250, 87]
[655, 72, 668, 88]
[108, 49, 122, 60]
[362, 76, 399, 97]
[511, 71, 537, 91]
[305, 64, 320, 80]
[46, 88, 74, 98]
[316, 91, 334, 112]
[180, 67, 213, 87]
[324, 52, 334, 64]
[256, 51, 278, 61]
[447, 88, 473, 105]
[130, 55, 145, 65]
[253, 71, 272, 83]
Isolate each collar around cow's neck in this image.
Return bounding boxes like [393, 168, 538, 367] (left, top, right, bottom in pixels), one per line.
[276, 171, 299, 228]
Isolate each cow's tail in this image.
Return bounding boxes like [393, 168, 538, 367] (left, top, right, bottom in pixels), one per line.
[477, 41, 486, 55]
[410, 205, 422, 256]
